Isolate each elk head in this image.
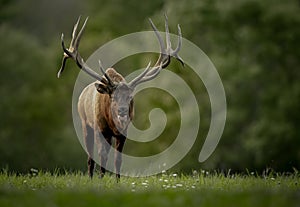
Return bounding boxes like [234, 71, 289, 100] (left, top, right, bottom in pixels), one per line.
[57, 15, 184, 133]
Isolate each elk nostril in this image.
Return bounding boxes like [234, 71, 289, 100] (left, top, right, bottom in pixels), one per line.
[118, 107, 128, 116]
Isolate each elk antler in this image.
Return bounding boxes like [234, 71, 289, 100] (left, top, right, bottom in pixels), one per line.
[150, 14, 184, 68]
[58, 16, 113, 86]
[128, 15, 184, 88]
[58, 15, 183, 89]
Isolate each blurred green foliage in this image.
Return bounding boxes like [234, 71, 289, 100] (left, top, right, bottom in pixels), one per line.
[0, 0, 299, 173]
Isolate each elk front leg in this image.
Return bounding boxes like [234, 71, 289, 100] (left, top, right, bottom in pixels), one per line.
[115, 136, 126, 180]
[96, 131, 112, 178]
[83, 124, 95, 179]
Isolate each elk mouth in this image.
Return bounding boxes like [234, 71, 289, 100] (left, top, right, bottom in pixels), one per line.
[117, 114, 130, 128]
[117, 115, 128, 123]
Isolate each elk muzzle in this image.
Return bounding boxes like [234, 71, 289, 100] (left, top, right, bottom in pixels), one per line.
[117, 106, 130, 128]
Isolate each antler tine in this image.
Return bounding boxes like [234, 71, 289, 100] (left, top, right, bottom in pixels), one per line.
[149, 18, 165, 54]
[98, 60, 115, 86]
[164, 14, 171, 52]
[173, 24, 182, 54]
[98, 60, 106, 75]
[57, 55, 68, 78]
[129, 62, 164, 88]
[70, 16, 81, 47]
[57, 33, 72, 78]
[128, 62, 152, 88]
[61, 33, 72, 57]
[58, 34, 66, 78]
[74, 17, 89, 50]
[171, 24, 184, 66]
[148, 18, 168, 67]
[137, 62, 163, 85]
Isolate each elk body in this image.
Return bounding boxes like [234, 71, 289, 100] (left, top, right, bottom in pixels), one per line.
[57, 16, 183, 180]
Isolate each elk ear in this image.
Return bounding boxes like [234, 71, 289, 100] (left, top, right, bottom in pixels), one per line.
[95, 83, 110, 94]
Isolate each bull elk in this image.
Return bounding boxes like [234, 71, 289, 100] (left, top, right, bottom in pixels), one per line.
[57, 15, 183, 180]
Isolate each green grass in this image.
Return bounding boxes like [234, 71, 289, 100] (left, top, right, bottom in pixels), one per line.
[0, 170, 299, 207]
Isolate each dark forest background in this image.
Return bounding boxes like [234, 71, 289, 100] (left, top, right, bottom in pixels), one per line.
[0, 0, 299, 174]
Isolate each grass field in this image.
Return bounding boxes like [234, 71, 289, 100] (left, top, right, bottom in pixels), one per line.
[0, 169, 299, 207]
